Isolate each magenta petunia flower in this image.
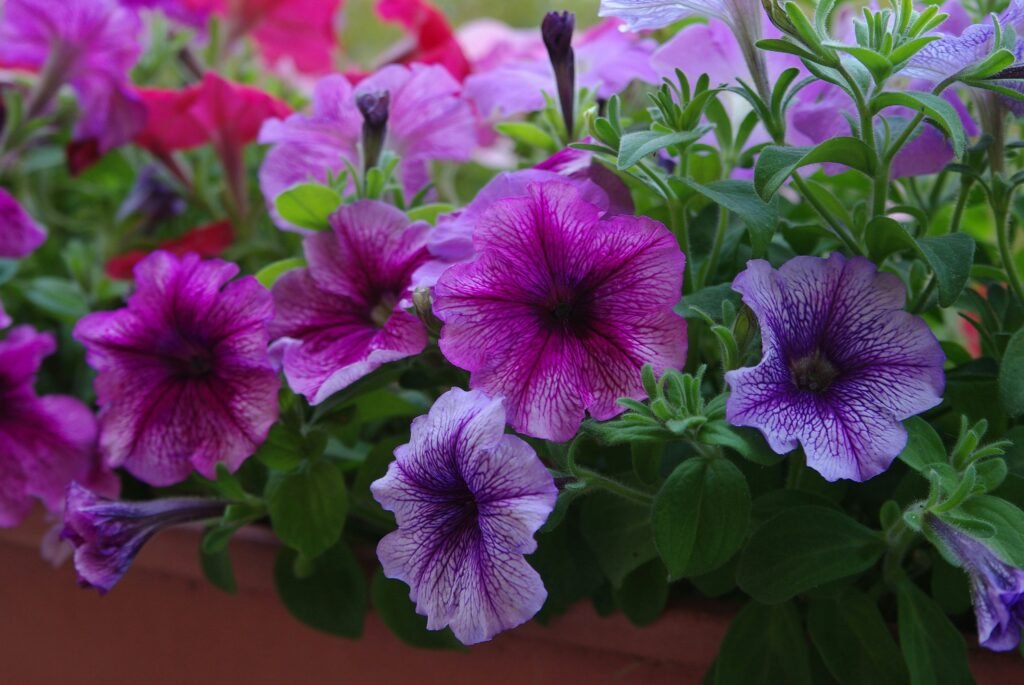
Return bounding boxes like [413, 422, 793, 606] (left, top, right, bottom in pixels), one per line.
[74, 251, 279, 486]
[725, 254, 946, 482]
[370, 388, 557, 645]
[433, 181, 687, 442]
[0, 187, 46, 258]
[63, 482, 228, 592]
[926, 514, 1024, 652]
[258, 64, 475, 232]
[269, 200, 430, 404]
[0, 0, 145, 151]
[463, 19, 657, 123]
[0, 326, 102, 527]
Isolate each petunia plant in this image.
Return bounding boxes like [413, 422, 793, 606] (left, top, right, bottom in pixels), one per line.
[1, 0, 1024, 681]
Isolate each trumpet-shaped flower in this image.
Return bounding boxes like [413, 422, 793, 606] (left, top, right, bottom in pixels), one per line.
[433, 181, 687, 442]
[376, 0, 470, 80]
[258, 65, 475, 232]
[63, 482, 228, 592]
[927, 514, 1024, 652]
[725, 255, 945, 482]
[0, 327, 103, 526]
[269, 201, 430, 404]
[371, 388, 557, 644]
[0, 187, 46, 258]
[74, 251, 279, 486]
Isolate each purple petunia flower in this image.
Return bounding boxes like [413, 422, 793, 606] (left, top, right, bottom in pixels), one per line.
[74, 251, 280, 486]
[0, 187, 46, 258]
[63, 482, 228, 592]
[370, 388, 557, 645]
[0, 0, 145, 151]
[269, 200, 430, 404]
[433, 181, 687, 442]
[725, 254, 945, 482]
[258, 64, 475, 232]
[463, 19, 657, 123]
[926, 514, 1024, 652]
[0, 326, 105, 527]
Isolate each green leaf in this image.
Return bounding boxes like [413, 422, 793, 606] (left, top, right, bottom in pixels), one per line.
[494, 122, 557, 150]
[255, 257, 305, 289]
[700, 422, 783, 466]
[579, 491, 657, 587]
[18, 277, 89, 322]
[916, 233, 975, 307]
[371, 569, 460, 649]
[896, 581, 973, 685]
[653, 457, 751, 579]
[253, 423, 307, 471]
[274, 183, 341, 231]
[829, 44, 892, 83]
[671, 178, 778, 256]
[715, 601, 813, 685]
[406, 203, 454, 225]
[265, 460, 348, 558]
[617, 129, 707, 169]
[899, 417, 947, 474]
[614, 558, 670, 626]
[753, 138, 875, 200]
[808, 589, 909, 685]
[955, 494, 1024, 567]
[872, 91, 967, 159]
[674, 283, 741, 321]
[199, 542, 237, 594]
[736, 506, 885, 603]
[1000, 328, 1024, 417]
[274, 542, 367, 638]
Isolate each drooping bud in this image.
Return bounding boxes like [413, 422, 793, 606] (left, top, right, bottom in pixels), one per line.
[541, 11, 576, 140]
[357, 90, 390, 172]
[412, 286, 443, 336]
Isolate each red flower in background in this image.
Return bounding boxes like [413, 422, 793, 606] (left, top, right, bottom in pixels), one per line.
[105, 220, 234, 280]
[376, 0, 470, 81]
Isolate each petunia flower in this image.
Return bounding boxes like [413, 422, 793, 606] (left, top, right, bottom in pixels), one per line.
[258, 64, 475, 232]
[725, 255, 946, 482]
[433, 181, 687, 442]
[0, 0, 145, 151]
[463, 19, 657, 124]
[0, 327, 105, 527]
[370, 388, 557, 645]
[105, 219, 234, 280]
[376, 0, 470, 81]
[63, 482, 228, 592]
[269, 201, 429, 404]
[925, 514, 1024, 652]
[0, 187, 46, 258]
[74, 251, 279, 486]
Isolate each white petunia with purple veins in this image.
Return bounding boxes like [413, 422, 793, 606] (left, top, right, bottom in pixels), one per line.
[370, 388, 557, 645]
[725, 254, 946, 482]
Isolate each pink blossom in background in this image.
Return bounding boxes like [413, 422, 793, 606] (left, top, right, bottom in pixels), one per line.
[74, 252, 279, 487]
[0, 0, 145, 151]
[269, 201, 429, 404]
[0, 327, 108, 527]
[434, 181, 687, 442]
[259, 64, 475, 232]
[376, 0, 470, 81]
[0, 187, 46, 259]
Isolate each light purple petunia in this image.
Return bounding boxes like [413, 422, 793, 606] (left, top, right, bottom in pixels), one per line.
[0, 0, 145, 151]
[725, 254, 945, 482]
[463, 19, 657, 123]
[74, 251, 280, 486]
[269, 200, 430, 404]
[63, 482, 228, 592]
[926, 514, 1024, 652]
[0, 187, 46, 258]
[258, 64, 475, 232]
[0, 326, 104, 527]
[370, 388, 557, 645]
[433, 181, 687, 442]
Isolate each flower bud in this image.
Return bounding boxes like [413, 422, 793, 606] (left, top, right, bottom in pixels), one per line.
[541, 11, 576, 139]
[357, 90, 390, 172]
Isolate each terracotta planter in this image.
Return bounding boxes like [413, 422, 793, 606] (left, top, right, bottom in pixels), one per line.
[0, 511, 1019, 685]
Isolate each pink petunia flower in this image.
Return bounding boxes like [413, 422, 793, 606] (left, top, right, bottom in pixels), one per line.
[0, 187, 46, 259]
[258, 64, 475, 232]
[0, 326, 106, 527]
[269, 200, 430, 404]
[0, 0, 145, 151]
[375, 0, 470, 81]
[74, 251, 280, 486]
[433, 181, 687, 442]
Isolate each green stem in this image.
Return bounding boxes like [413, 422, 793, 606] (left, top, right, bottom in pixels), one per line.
[669, 199, 695, 293]
[995, 200, 1024, 303]
[882, 517, 918, 586]
[575, 466, 654, 506]
[791, 175, 864, 255]
[698, 207, 729, 289]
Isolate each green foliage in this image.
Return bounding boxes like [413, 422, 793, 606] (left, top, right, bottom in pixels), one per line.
[274, 542, 367, 638]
